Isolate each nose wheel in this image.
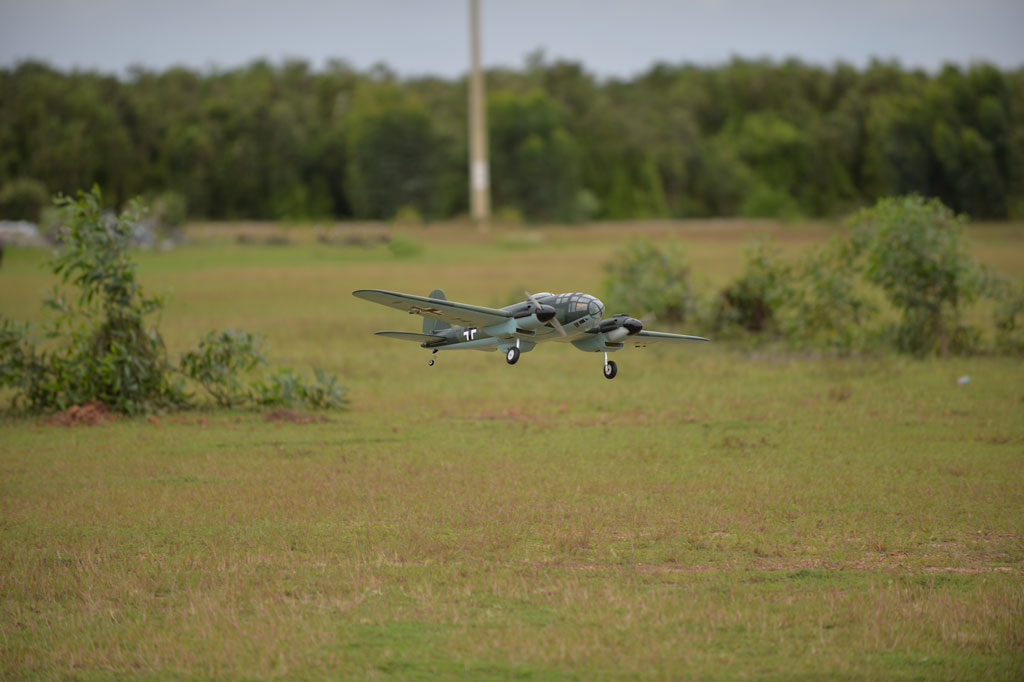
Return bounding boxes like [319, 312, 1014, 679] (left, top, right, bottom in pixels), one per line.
[505, 346, 520, 365]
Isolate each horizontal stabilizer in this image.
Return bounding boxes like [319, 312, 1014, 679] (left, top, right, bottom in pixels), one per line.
[375, 331, 446, 345]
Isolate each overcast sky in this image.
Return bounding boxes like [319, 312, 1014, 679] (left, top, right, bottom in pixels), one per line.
[1, 0, 1021, 78]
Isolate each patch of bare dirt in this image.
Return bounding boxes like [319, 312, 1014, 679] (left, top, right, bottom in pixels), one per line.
[46, 401, 114, 427]
[263, 408, 329, 424]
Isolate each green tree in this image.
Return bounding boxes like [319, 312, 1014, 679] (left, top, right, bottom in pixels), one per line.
[488, 90, 583, 221]
[345, 87, 442, 219]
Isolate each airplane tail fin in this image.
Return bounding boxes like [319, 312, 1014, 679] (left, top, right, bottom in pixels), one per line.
[422, 289, 452, 334]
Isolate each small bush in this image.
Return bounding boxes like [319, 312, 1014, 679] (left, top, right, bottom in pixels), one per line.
[603, 237, 696, 322]
[570, 189, 601, 223]
[386, 231, 424, 258]
[179, 329, 267, 407]
[988, 275, 1024, 354]
[712, 239, 791, 334]
[253, 368, 345, 409]
[778, 240, 878, 353]
[392, 205, 423, 226]
[0, 178, 48, 222]
[494, 206, 524, 225]
[149, 191, 188, 235]
[848, 195, 984, 356]
[0, 188, 346, 414]
[1, 190, 186, 413]
[599, 196, 1021, 357]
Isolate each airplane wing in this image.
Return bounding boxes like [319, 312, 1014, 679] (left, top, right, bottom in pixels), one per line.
[629, 330, 710, 346]
[374, 331, 446, 345]
[353, 289, 512, 328]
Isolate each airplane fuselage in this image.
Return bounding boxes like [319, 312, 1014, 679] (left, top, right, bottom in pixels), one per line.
[427, 292, 604, 352]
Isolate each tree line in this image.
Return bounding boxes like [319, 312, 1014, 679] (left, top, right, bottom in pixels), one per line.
[1, 56, 1022, 223]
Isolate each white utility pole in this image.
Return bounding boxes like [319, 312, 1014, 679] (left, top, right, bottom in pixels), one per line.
[468, 0, 490, 227]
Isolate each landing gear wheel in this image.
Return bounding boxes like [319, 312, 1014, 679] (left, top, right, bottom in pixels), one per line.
[506, 347, 520, 365]
[603, 360, 618, 379]
[428, 359, 435, 367]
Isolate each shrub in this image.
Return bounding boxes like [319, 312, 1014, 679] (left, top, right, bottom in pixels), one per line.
[848, 195, 984, 355]
[150, 190, 188, 235]
[386, 231, 424, 258]
[603, 237, 696, 322]
[988, 275, 1024, 354]
[179, 329, 266, 407]
[393, 205, 423, 226]
[1, 190, 186, 413]
[712, 239, 792, 334]
[778, 239, 878, 353]
[0, 188, 346, 414]
[0, 178, 48, 222]
[493, 206, 524, 225]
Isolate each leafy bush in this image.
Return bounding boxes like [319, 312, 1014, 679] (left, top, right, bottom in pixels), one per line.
[179, 329, 266, 407]
[0, 190, 187, 413]
[599, 196, 1019, 356]
[149, 190, 188, 235]
[392, 205, 423, 226]
[847, 195, 984, 355]
[180, 330, 346, 409]
[715, 196, 1015, 355]
[778, 239, 878, 353]
[712, 239, 791, 334]
[252, 368, 345, 409]
[0, 178, 48, 221]
[0, 188, 346, 414]
[988, 275, 1024, 354]
[603, 237, 696, 322]
[386, 231, 424, 258]
[711, 237, 878, 353]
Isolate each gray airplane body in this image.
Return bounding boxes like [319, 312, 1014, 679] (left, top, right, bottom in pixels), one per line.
[353, 288, 708, 379]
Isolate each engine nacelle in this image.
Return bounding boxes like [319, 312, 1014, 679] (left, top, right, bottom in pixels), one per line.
[512, 312, 553, 331]
[597, 315, 644, 340]
[605, 326, 631, 343]
[512, 303, 557, 331]
[571, 333, 624, 352]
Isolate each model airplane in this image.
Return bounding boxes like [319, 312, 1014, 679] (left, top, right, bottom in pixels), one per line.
[353, 289, 708, 379]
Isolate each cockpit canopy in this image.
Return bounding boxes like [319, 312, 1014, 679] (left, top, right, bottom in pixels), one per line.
[555, 292, 604, 322]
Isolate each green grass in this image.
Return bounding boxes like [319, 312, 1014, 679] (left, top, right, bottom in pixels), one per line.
[1, 220, 1023, 680]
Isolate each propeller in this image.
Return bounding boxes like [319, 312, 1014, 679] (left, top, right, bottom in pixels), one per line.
[525, 291, 566, 336]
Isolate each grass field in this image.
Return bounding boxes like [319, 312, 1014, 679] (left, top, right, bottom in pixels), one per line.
[2, 220, 1023, 680]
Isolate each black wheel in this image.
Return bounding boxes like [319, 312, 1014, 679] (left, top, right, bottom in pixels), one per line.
[603, 360, 618, 379]
[428, 358, 435, 367]
[506, 347, 520, 365]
